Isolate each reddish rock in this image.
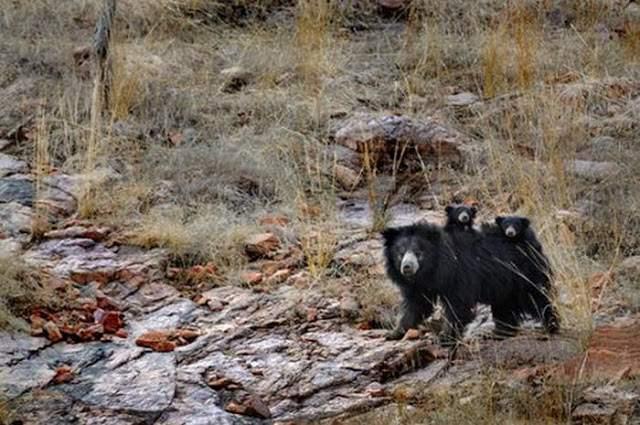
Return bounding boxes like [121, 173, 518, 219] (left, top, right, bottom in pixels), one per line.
[116, 268, 148, 287]
[288, 271, 311, 287]
[559, 317, 640, 381]
[264, 269, 290, 285]
[224, 394, 271, 419]
[259, 214, 289, 227]
[135, 327, 200, 352]
[366, 382, 386, 397]
[239, 271, 263, 285]
[175, 328, 201, 343]
[357, 322, 372, 330]
[186, 262, 219, 283]
[403, 329, 420, 340]
[77, 324, 104, 342]
[306, 308, 318, 322]
[197, 291, 227, 311]
[100, 311, 123, 334]
[96, 295, 120, 311]
[69, 270, 114, 285]
[30, 314, 46, 337]
[78, 298, 98, 312]
[43, 321, 63, 343]
[207, 376, 241, 390]
[52, 365, 74, 384]
[136, 330, 177, 353]
[43, 225, 110, 241]
[115, 329, 128, 339]
[244, 233, 280, 260]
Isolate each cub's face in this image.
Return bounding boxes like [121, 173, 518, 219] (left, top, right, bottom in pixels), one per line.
[496, 216, 530, 239]
[445, 204, 477, 227]
[382, 226, 438, 278]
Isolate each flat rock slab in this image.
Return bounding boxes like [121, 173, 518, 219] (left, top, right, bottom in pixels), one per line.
[0, 201, 33, 239]
[0, 153, 27, 177]
[71, 351, 176, 413]
[23, 239, 167, 287]
[558, 316, 640, 381]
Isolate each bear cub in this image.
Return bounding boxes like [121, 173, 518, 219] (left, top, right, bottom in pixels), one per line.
[444, 203, 478, 232]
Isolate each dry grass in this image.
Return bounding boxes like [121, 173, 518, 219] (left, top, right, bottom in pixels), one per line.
[32, 109, 52, 238]
[1, 0, 640, 421]
[0, 256, 53, 331]
[339, 370, 577, 425]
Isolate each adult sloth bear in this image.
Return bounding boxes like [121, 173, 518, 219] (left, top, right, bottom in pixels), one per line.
[382, 219, 558, 344]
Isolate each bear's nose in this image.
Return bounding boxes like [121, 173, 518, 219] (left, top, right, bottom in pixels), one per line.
[505, 226, 516, 237]
[458, 212, 469, 223]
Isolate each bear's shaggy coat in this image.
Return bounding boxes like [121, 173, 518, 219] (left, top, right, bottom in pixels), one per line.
[382, 220, 558, 343]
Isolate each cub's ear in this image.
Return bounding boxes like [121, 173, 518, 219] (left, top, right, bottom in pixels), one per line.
[470, 206, 478, 217]
[445, 205, 453, 214]
[495, 216, 504, 225]
[521, 217, 531, 228]
[381, 227, 400, 242]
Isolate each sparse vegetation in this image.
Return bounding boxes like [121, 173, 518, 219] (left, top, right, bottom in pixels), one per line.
[1, 0, 640, 422]
[0, 256, 54, 331]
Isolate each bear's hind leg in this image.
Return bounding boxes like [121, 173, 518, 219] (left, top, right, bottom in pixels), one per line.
[526, 286, 560, 334]
[440, 298, 475, 347]
[492, 304, 520, 339]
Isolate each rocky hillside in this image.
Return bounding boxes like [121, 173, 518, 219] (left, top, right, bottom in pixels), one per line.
[1, 0, 640, 424]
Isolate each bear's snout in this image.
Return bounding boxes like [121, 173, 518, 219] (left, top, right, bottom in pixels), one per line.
[400, 251, 419, 276]
[505, 225, 517, 237]
[458, 212, 470, 223]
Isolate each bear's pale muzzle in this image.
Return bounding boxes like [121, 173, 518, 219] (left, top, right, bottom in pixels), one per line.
[401, 251, 419, 276]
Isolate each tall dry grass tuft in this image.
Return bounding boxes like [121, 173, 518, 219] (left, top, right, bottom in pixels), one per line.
[32, 109, 51, 238]
[79, 0, 115, 218]
[482, 3, 541, 97]
[295, 0, 336, 90]
[482, 23, 509, 98]
[109, 46, 143, 122]
[512, 4, 540, 91]
[474, 88, 594, 339]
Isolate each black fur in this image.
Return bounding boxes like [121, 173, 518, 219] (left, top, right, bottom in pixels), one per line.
[481, 217, 559, 335]
[444, 204, 478, 232]
[382, 219, 559, 345]
[382, 223, 482, 344]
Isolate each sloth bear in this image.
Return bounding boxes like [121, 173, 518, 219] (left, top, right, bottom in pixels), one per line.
[486, 216, 559, 335]
[444, 203, 478, 232]
[382, 218, 558, 344]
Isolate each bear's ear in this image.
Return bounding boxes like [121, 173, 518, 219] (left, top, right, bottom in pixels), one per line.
[381, 227, 399, 242]
[521, 217, 531, 228]
[445, 205, 453, 214]
[470, 206, 478, 217]
[495, 216, 504, 225]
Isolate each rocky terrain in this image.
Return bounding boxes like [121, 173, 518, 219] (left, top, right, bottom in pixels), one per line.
[2, 0, 640, 424]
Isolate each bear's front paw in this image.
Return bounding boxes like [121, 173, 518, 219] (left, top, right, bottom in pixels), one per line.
[492, 324, 518, 340]
[385, 328, 405, 340]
